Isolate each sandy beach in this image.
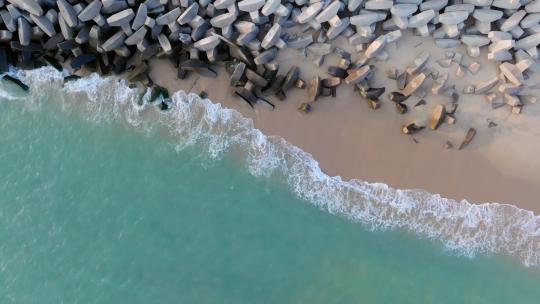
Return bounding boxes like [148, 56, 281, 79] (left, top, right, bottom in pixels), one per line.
[149, 33, 540, 214]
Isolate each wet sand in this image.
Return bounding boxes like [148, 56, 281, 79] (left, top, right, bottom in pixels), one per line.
[148, 33, 540, 214]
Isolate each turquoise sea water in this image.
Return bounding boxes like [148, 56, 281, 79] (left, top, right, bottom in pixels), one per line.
[1, 69, 539, 303]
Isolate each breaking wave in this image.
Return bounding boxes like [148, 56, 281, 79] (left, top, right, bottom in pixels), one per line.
[4, 67, 540, 267]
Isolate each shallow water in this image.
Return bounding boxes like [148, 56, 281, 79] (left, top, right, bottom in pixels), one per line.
[0, 70, 539, 303]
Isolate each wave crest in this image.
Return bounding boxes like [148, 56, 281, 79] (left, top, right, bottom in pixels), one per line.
[6, 67, 540, 267]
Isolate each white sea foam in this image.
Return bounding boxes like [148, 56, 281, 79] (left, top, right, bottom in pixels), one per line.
[4, 67, 540, 267]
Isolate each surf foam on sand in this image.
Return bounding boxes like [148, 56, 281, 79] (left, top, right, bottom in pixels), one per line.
[3, 66, 538, 267]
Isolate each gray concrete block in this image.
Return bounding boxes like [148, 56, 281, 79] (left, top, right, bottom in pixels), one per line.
[132, 3, 147, 30]
[8, 0, 43, 16]
[0, 10, 16, 32]
[78, 0, 102, 22]
[75, 26, 90, 44]
[210, 12, 236, 28]
[177, 2, 198, 24]
[57, 0, 78, 28]
[58, 13, 74, 40]
[238, 0, 265, 12]
[156, 7, 180, 25]
[107, 8, 135, 27]
[102, 31, 126, 51]
[157, 33, 172, 54]
[17, 17, 31, 46]
[194, 35, 220, 51]
[125, 25, 147, 45]
[30, 14, 56, 37]
[46, 9, 58, 25]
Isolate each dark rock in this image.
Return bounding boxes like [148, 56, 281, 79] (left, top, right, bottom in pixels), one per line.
[389, 91, 409, 103]
[63, 74, 82, 83]
[149, 85, 169, 103]
[159, 98, 173, 111]
[360, 87, 385, 99]
[321, 87, 333, 96]
[0, 46, 8, 73]
[3, 75, 29, 91]
[180, 58, 209, 70]
[261, 74, 285, 97]
[43, 33, 65, 50]
[57, 40, 77, 52]
[42, 55, 63, 71]
[71, 53, 97, 70]
[263, 69, 278, 83]
[402, 122, 425, 134]
[458, 128, 477, 150]
[19, 51, 35, 69]
[34, 59, 49, 69]
[10, 41, 42, 52]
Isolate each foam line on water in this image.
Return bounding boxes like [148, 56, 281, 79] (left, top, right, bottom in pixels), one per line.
[4, 67, 540, 267]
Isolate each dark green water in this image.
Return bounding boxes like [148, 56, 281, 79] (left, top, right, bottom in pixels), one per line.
[0, 81, 539, 303]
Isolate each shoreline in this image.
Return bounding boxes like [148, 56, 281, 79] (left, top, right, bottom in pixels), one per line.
[7, 66, 539, 267]
[148, 34, 540, 214]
